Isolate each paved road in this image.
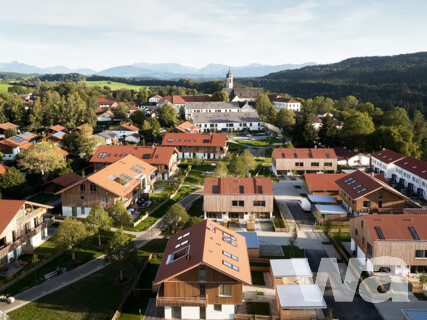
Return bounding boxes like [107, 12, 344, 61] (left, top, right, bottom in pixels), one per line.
[179, 189, 203, 210]
[287, 202, 316, 231]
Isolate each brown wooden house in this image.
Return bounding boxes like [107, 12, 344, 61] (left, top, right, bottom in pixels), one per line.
[303, 173, 347, 200]
[154, 219, 251, 320]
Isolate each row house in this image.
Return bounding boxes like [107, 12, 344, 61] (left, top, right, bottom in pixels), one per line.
[57, 155, 156, 217]
[393, 156, 427, 200]
[193, 111, 263, 133]
[0, 122, 19, 139]
[111, 122, 139, 140]
[184, 101, 254, 120]
[370, 148, 405, 179]
[335, 170, 408, 215]
[90, 145, 179, 180]
[171, 121, 201, 134]
[154, 219, 251, 320]
[334, 147, 370, 167]
[203, 177, 274, 221]
[162, 132, 228, 160]
[0, 132, 38, 161]
[0, 200, 54, 270]
[268, 95, 301, 112]
[350, 214, 427, 276]
[303, 173, 348, 201]
[272, 148, 337, 176]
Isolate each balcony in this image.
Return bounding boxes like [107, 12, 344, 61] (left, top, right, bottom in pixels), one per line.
[156, 291, 207, 307]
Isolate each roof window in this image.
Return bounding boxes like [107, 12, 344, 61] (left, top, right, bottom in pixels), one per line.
[258, 186, 263, 194]
[409, 227, 420, 240]
[213, 185, 219, 194]
[166, 246, 190, 264]
[239, 186, 244, 194]
[98, 152, 107, 158]
[223, 250, 239, 261]
[375, 226, 385, 239]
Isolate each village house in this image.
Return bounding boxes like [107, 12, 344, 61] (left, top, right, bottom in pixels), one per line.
[156, 95, 210, 111]
[222, 70, 263, 102]
[96, 107, 116, 122]
[349, 214, 427, 275]
[193, 111, 263, 133]
[203, 177, 274, 221]
[0, 132, 38, 161]
[40, 130, 67, 144]
[268, 95, 301, 112]
[170, 121, 201, 134]
[393, 156, 427, 200]
[0, 200, 54, 270]
[57, 155, 156, 217]
[90, 145, 179, 180]
[43, 125, 67, 136]
[111, 122, 140, 140]
[272, 148, 337, 176]
[334, 147, 370, 167]
[161, 132, 228, 159]
[303, 173, 348, 200]
[184, 101, 254, 120]
[335, 170, 408, 215]
[44, 172, 82, 193]
[237, 232, 260, 258]
[97, 98, 118, 108]
[153, 219, 251, 320]
[0, 122, 19, 138]
[148, 95, 163, 103]
[95, 131, 119, 145]
[371, 148, 405, 179]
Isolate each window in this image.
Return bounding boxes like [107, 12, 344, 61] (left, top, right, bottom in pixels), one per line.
[355, 228, 359, 239]
[415, 250, 427, 258]
[199, 269, 206, 282]
[177, 232, 190, 240]
[311, 162, 320, 167]
[214, 304, 222, 311]
[295, 162, 303, 167]
[361, 221, 364, 229]
[363, 201, 371, 208]
[80, 196, 84, 203]
[90, 184, 97, 192]
[219, 284, 232, 297]
[98, 152, 107, 158]
[232, 200, 244, 207]
[409, 227, 420, 240]
[222, 260, 239, 271]
[253, 201, 266, 207]
[223, 250, 238, 261]
[324, 162, 332, 167]
[120, 174, 132, 181]
[239, 186, 244, 194]
[232, 200, 238, 207]
[103, 196, 108, 206]
[367, 243, 372, 258]
[375, 226, 385, 239]
[131, 167, 142, 173]
[80, 184, 85, 191]
[258, 186, 263, 194]
[229, 212, 239, 219]
[213, 185, 219, 194]
[166, 246, 190, 264]
[171, 307, 181, 319]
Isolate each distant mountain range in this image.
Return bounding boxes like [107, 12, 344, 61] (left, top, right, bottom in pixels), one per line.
[0, 61, 316, 79]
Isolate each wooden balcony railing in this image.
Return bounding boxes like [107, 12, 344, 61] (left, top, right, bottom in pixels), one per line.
[156, 292, 208, 307]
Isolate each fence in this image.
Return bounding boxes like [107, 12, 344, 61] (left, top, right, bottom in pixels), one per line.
[234, 314, 279, 320]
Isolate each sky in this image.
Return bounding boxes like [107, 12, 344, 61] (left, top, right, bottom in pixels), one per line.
[0, 0, 426, 71]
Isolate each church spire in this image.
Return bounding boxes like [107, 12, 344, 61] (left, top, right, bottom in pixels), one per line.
[225, 68, 233, 89]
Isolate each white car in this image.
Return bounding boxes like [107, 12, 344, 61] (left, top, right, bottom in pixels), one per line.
[298, 198, 311, 212]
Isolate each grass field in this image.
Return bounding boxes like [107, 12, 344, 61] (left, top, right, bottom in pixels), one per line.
[187, 196, 204, 218]
[184, 162, 218, 185]
[0, 83, 12, 93]
[85, 81, 147, 91]
[235, 138, 281, 147]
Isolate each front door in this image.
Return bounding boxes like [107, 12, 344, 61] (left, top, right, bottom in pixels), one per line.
[200, 284, 206, 297]
[200, 307, 206, 319]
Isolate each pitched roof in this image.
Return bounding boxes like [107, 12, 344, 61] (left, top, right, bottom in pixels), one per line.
[51, 131, 66, 140]
[361, 214, 427, 241]
[0, 163, 8, 175]
[204, 177, 273, 195]
[0, 122, 19, 130]
[372, 148, 404, 164]
[90, 145, 178, 166]
[333, 147, 361, 161]
[309, 113, 322, 124]
[0, 200, 53, 236]
[268, 95, 300, 104]
[231, 88, 263, 99]
[185, 101, 241, 110]
[193, 111, 261, 124]
[96, 131, 118, 140]
[404, 208, 427, 215]
[304, 173, 348, 192]
[58, 155, 156, 197]
[162, 133, 227, 147]
[174, 122, 200, 133]
[395, 156, 427, 180]
[97, 98, 116, 105]
[44, 172, 82, 187]
[18, 132, 37, 141]
[0, 135, 32, 148]
[277, 285, 326, 309]
[157, 95, 210, 106]
[50, 125, 66, 132]
[154, 219, 251, 285]
[111, 122, 139, 132]
[274, 148, 337, 160]
[270, 259, 313, 278]
[335, 170, 407, 200]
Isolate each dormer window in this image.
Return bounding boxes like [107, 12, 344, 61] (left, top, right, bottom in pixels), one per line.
[239, 186, 244, 194]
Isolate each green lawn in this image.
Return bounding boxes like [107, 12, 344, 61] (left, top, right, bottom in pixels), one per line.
[235, 138, 281, 147]
[251, 271, 265, 286]
[183, 162, 218, 185]
[0, 83, 12, 93]
[273, 202, 285, 229]
[227, 142, 247, 154]
[246, 302, 270, 315]
[333, 231, 351, 242]
[188, 196, 204, 218]
[85, 81, 148, 91]
[27, 193, 59, 204]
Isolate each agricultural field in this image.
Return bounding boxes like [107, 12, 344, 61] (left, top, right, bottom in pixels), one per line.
[0, 83, 12, 93]
[85, 81, 148, 91]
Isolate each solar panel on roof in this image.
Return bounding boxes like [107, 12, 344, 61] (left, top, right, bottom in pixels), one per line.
[10, 136, 25, 143]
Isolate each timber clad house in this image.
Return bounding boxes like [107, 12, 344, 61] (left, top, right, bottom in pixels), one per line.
[303, 173, 347, 201]
[203, 177, 274, 221]
[57, 155, 156, 217]
[335, 170, 408, 215]
[161, 133, 228, 159]
[0, 200, 54, 270]
[350, 214, 427, 275]
[90, 145, 179, 180]
[272, 148, 337, 176]
[154, 219, 251, 320]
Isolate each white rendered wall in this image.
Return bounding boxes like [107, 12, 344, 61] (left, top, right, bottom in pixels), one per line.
[164, 306, 171, 319]
[206, 304, 234, 320]
[181, 306, 201, 319]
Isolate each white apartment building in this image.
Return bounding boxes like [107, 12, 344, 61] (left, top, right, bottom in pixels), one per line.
[371, 148, 405, 179]
[394, 157, 427, 200]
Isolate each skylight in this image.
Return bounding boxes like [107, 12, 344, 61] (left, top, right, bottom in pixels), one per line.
[223, 250, 238, 261]
[408, 227, 420, 240]
[344, 177, 354, 183]
[131, 167, 142, 174]
[282, 153, 285, 158]
[356, 188, 367, 194]
[403, 162, 408, 165]
[98, 152, 107, 158]
[223, 260, 239, 271]
[352, 184, 362, 190]
[177, 232, 190, 240]
[166, 246, 190, 264]
[136, 164, 145, 170]
[325, 153, 330, 159]
[120, 174, 132, 181]
[167, 139, 173, 142]
[412, 166, 417, 169]
[308, 153, 313, 158]
[294, 153, 298, 158]
[375, 226, 385, 240]
[239, 186, 244, 194]
[213, 185, 219, 194]
[258, 186, 263, 194]
[175, 239, 189, 249]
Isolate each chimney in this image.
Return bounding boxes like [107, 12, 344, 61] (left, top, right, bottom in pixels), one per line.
[371, 172, 374, 178]
[210, 223, 215, 233]
[152, 145, 155, 149]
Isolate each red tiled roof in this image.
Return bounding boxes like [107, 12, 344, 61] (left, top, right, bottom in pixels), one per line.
[335, 170, 407, 200]
[97, 98, 116, 105]
[268, 95, 300, 104]
[154, 219, 251, 285]
[334, 147, 360, 161]
[50, 125, 66, 132]
[404, 208, 427, 215]
[362, 214, 427, 241]
[0, 122, 19, 130]
[174, 122, 200, 133]
[0, 139, 31, 149]
[372, 149, 404, 164]
[274, 148, 337, 160]
[95, 107, 116, 114]
[304, 173, 347, 192]
[157, 95, 210, 105]
[0, 164, 8, 175]
[395, 156, 427, 180]
[204, 177, 273, 195]
[111, 122, 139, 132]
[162, 133, 227, 147]
[44, 172, 82, 187]
[90, 145, 177, 166]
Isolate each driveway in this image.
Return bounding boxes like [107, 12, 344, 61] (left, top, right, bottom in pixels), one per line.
[287, 202, 316, 231]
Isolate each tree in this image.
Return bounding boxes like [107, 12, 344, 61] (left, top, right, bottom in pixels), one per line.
[136, 88, 149, 105]
[108, 201, 131, 227]
[105, 228, 138, 282]
[292, 114, 318, 147]
[228, 153, 247, 177]
[5, 128, 17, 138]
[142, 117, 161, 137]
[192, 154, 201, 167]
[32, 253, 40, 280]
[185, 216, 203, 228]
[162, 203, 189, 236]
[55, 217, 88, 261]
[340, 112, 375, 151]
[211, 91, 229, 101]
[275, 109, 295, 135]
[157, 103, 178, 127]
[318, 115, 338, 147]
[0, 166, 26, 198]
[129, 110, 146, 127]
[61, 124, 104, 160]
[19, 142, 66, 183]
[179, 106, 186, 120]
[241, 149, 255, 174]
[382, 106, 413, 129]
[86, 206, 112, 247]
[369, 126, 420, 157]
[255, 94, 273, 119]
[114, 103, 130, 120]
[213, 161, 228, 177]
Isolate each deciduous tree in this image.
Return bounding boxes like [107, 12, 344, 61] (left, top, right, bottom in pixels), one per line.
[108, 201, 131, 227]
[213, 161, 228, 177]
[55, 217, 88, 261]
[157, 103, 178, 127]
[340, 112, 375, 151]
[275, 109, 295, 135]
[0, 166, 26, 198]
[211, 91, 229, 101]
[86, 206, 112, 247]
[163, 203, 189, 236]
[228, 153, 247, 177]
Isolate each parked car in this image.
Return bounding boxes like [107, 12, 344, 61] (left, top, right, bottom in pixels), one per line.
[298, 198, 311, 212]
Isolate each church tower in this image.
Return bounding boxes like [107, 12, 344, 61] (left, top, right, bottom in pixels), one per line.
[225, 68, 233, 89]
